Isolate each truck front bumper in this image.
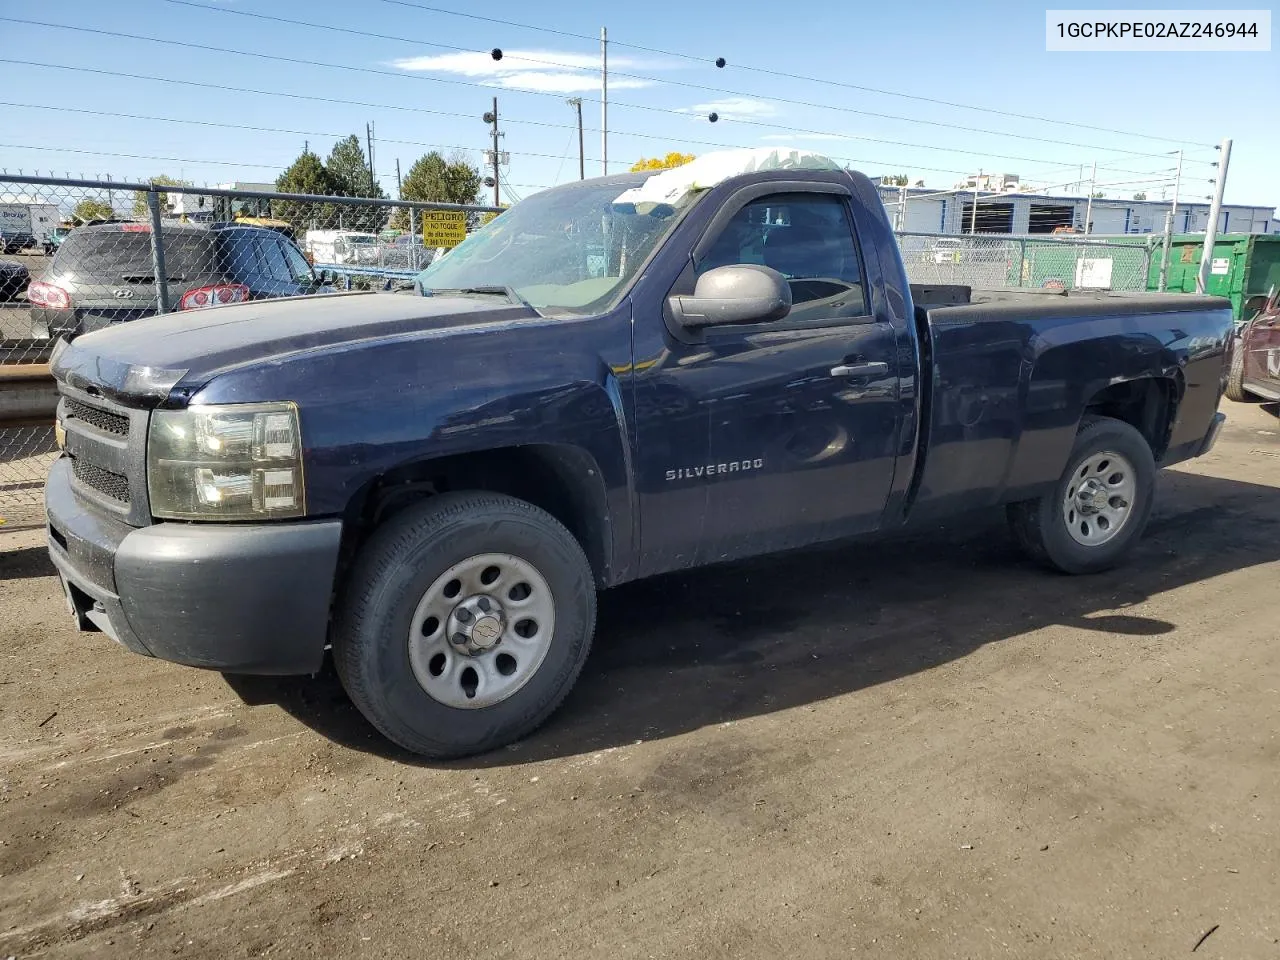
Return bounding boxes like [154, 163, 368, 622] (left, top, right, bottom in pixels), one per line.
[45, 457, 343, 675]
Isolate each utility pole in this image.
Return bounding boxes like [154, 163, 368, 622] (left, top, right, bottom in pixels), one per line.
[1157, 149, 1183, 292]
[488, 96, 501, 207]
[1197, 138, 1232, 295]
[600, 27, 608, 175]
[1083, 160, 1097, 235]
[895, 183, 906, 231]
[566, 98, 585, 180]
[1170, 148, 1183, 226]
[395, 158, 403, 198]
[366, 122, 376, 191]
[970, 188, 978, 234]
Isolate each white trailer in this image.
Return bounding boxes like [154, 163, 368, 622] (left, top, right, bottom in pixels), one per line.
[2, 202, 61, 251]
[304, 229, 382, 266]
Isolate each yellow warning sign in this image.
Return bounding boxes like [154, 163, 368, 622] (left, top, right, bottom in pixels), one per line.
[421, 210, 467, 248]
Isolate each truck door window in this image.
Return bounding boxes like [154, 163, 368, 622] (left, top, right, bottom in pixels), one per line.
[698, 193, 870, 323]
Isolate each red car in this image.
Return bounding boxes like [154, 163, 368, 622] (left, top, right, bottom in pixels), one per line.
[1226, 289, 1280, 403]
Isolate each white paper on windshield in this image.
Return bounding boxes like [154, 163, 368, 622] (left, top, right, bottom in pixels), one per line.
[611, 148, 842, 213]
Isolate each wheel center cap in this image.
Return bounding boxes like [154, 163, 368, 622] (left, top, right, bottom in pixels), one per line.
[470, 615, 503, 650]
[1077, 480, 1108, 512]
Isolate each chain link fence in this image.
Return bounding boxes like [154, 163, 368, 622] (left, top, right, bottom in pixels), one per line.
[894, 231, 1158, 292]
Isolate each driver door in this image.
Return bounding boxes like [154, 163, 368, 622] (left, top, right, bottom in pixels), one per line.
[635, 188, 902, 570]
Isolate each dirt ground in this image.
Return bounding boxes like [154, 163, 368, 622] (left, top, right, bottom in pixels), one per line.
[2, 400, 1278, 960]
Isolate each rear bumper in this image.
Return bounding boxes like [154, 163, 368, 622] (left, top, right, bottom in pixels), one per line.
[30, 307, 160, 339]
[29, 307, 77, 339]
[45, 457, 343, 675]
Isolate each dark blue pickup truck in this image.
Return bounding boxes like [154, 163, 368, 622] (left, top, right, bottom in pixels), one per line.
[45, 153, 1234, 758]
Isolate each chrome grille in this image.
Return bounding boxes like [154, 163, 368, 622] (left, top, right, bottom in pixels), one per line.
[72, 456, 131, 504]
[65, 398, 130, 437]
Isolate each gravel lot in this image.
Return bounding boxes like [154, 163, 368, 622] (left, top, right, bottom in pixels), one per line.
[2, 400, 1278, 959]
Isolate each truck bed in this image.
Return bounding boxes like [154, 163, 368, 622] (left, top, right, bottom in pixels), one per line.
[903, 288, 1232, 522]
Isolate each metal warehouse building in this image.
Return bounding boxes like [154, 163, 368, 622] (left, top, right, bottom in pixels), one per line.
[877, 184, 1277, 236]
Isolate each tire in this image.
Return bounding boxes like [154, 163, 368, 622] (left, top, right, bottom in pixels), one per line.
[333, 492, 596, 759]
[1007, 416, 1156, 575]
[1223, 333, 1256, 403]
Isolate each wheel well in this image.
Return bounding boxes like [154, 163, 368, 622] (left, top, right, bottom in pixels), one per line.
[1083, 377, 1178, 459]
[340, 444, 614, 587]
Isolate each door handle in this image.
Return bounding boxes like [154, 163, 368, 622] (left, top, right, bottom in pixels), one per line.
[830, 361, 889, 378]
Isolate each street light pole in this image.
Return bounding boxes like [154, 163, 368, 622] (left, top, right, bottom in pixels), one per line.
[489, 97, 501, 207]
[600, 27, 608, 176]
[1083, 160, 1097, 235]
[566, 98, 585, 180]
[1157, 149, 1182, 292]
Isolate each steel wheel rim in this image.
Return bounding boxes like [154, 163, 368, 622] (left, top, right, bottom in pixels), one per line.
[1062, 450, 1137, 547]
[407, 553, 556, 709]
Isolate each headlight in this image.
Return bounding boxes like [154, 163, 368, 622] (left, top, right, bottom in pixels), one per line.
[147, 402, 305, 520]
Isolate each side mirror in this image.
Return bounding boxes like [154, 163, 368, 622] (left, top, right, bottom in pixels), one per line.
[668, 264, 791, 329]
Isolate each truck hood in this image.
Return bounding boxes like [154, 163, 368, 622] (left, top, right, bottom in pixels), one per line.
[51, 291, 538, 406]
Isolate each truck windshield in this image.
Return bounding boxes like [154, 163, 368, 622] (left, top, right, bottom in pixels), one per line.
[415, 179, 697, 316]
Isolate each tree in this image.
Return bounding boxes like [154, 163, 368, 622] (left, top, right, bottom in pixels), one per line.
[72, 198, 115, 223]
[1090, 191, 1107, 199]
[882, 174, 910, 186]
[325, 135, 388, 232]
[1133, 191, 1147, 201]
[273, 149, 344, 231]
[131, 174, 191, 218]
[393, 151, 482, 231]
[630, 152, 695, 172]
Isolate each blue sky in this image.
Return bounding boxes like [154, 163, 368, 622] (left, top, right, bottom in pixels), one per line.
[1, 0, 1276, 210]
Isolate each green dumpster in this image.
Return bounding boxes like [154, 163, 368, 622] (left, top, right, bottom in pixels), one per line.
[1149, 233, 1280, 323]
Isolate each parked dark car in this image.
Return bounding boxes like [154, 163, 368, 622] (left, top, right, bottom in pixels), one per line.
[1, 229, 36, 254]
[0, 258, 29, 300]
[1225, 287, 1280, 402]
[45, 157, 1234, 760]
[28, 221, 329, 340]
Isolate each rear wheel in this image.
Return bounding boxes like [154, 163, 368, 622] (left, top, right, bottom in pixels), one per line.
[1224, 332, 1256, 403]
[334, 492, 596, 759]
[1008, 416, 1156, 574]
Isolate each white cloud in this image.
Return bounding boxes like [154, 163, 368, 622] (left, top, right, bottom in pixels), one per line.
[391, 49, 656, 94]
[678, 97, 779, 120]
[760, 133, 849, 142]
[491, 72, 650, 93]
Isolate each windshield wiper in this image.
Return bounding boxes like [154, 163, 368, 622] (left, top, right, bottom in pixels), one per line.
[424, 285, 531, 307]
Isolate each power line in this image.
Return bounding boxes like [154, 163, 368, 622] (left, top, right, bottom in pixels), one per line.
[0, 59, 581, 137]
[157, 2, 1185, 175]
[365, 0, 1216, 149]
[167, 0, 1207, 164]
[0, 101, 588, 165]
[0, 142, 292, 171]
[0, 17, 1215, 168]
[0, 61, 1120, 182]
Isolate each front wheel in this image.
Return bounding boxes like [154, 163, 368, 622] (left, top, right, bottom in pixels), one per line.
[1007, 416, 1156, 574]
[334, 492, 596, 759]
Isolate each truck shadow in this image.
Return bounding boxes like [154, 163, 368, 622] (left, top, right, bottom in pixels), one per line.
[227, 468, 1280, 767]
